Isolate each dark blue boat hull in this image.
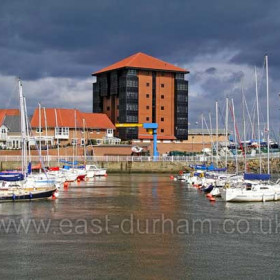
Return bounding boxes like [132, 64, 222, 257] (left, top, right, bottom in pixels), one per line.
[0, 189, 56, 202]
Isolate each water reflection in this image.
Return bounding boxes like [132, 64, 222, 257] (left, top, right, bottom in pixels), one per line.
[0, 174, 280, 279]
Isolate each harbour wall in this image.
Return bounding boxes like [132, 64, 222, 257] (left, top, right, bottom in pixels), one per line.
[1, 158, 280, 174]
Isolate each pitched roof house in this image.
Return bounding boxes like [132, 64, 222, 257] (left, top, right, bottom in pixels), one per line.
[30, 108, 118, 146]
[0, 109, 21, 149]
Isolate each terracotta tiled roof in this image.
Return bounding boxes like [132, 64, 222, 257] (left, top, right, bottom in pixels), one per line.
[93, 52, 188, 75]
[30, 108, 115, 129]
[81, 113, 115, 129]
[0, 109, 20, 126]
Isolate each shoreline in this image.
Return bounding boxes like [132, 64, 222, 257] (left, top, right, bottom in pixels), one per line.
[1, 158, 279, 174]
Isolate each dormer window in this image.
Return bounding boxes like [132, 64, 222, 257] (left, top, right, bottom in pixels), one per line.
[36, 128, 43, 133]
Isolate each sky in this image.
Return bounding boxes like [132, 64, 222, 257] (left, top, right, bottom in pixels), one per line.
[1, 0, 280, 139]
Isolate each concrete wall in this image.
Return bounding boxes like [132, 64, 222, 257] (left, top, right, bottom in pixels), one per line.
[1, 158, 279, 174]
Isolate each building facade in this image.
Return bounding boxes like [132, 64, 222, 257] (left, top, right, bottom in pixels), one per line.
[92, 52, 189, 140]
[0, 109, 21, 149]
[30, 108, 119, 147]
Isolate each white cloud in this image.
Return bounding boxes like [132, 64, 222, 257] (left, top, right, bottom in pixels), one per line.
[0, 75, 95, 113]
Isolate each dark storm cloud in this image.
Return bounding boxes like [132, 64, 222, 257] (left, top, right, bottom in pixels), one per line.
[0, 0, 278, 79]
[1, 0, 280, 136]
[205, 67, 217, 75]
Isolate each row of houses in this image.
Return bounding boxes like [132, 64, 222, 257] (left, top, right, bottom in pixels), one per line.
[0, 108, 119, 149]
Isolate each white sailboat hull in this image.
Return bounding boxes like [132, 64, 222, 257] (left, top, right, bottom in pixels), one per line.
[221, 187, 280, 202]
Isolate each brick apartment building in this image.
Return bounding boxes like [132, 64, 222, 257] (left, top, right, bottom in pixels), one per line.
[92, 52, 189, 141]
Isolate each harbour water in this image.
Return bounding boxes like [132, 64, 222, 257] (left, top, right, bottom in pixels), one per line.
[1, 174, 280, 279]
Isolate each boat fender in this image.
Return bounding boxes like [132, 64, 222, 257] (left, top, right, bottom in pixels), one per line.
[225, 183, 230, 189]
[29, 193, 33, 199]
[199, 173, 204, 178]
[179, 170, 183, 175]
[12, 193, 16, 201]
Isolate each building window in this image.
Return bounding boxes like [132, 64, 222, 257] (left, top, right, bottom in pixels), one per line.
[176, 73, 184, 80]
[127, 69, 137, 75]
[146, 106, 150, 110]
[72, 138, 78, 145]
[107, 106, 110, 111]
[161, 95, 164, 99]
[36, 128, 43, 133]
[161, 106, 164, 110]
[161, 129, 164, 133]
[161, 84, 164, 88]
[161, 117, 164, 121]
[146, 94, 150, 98]
[96, 129, 100, 134]
[126, 104, 138, 111]
[1, 128, 6, 133]
[146, 117, 149, 121]
[107, 129, 113, 137]
[55, 127, 69, 136]
[146, 82, 150, 87]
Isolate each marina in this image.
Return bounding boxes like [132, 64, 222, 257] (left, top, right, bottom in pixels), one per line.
[1, 1, 280, 278]
[1, 174, 280, 279]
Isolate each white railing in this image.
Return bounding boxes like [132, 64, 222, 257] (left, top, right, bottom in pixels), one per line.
[0, 153, 280, 163]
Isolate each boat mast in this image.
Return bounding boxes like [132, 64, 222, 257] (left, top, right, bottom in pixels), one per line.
[83, 118, 86, 165]
[225, 97, 228, 172]
[255, 66, 262, 173]
[202, 113, 205, 160]
[231, 98, 238, 174]
[23, 96, 31, 165]
[43, 107, 49, 167]
[216, 101, 219, 166]
[209, 112, 214, 163]
[265, 55, 270, 174]
[19, 79, 27, 176]
[54, 108, 59, 165]
[38, 103, 42, 160]
[242, 82, 247, 172]
[72, 109, 77, 168]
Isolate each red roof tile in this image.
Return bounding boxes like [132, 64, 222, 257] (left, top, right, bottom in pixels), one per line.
[93, 52, 188, 75]
[0, 109, 20, 126]
[30, 108, 115, 129]
[81, 113, 115, 129]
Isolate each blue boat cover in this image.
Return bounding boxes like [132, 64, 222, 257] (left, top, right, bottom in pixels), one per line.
[190, 164, 207, 170]
[62, 165, 71, 170]
[207, 163, 227, 172]
[0, 172, 24, 181]
[190, 163, 227, 172]
[244, 173, 270, 181]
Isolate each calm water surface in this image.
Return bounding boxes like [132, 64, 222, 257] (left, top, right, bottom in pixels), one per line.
[0, 174, 280, 280]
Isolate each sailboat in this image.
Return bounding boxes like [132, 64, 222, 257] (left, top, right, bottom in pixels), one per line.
[0, 79, 57, 201]
[220, 55, 280, 202]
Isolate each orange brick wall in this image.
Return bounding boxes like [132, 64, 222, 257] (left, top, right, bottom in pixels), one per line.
[137, 71, 175, 139]
[138, 71, 153, 137]
[156, 72, 174, 138]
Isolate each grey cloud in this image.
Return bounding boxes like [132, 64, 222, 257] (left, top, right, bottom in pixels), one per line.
[205, 67, 217, 74]
[1, 0, 280, 138]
